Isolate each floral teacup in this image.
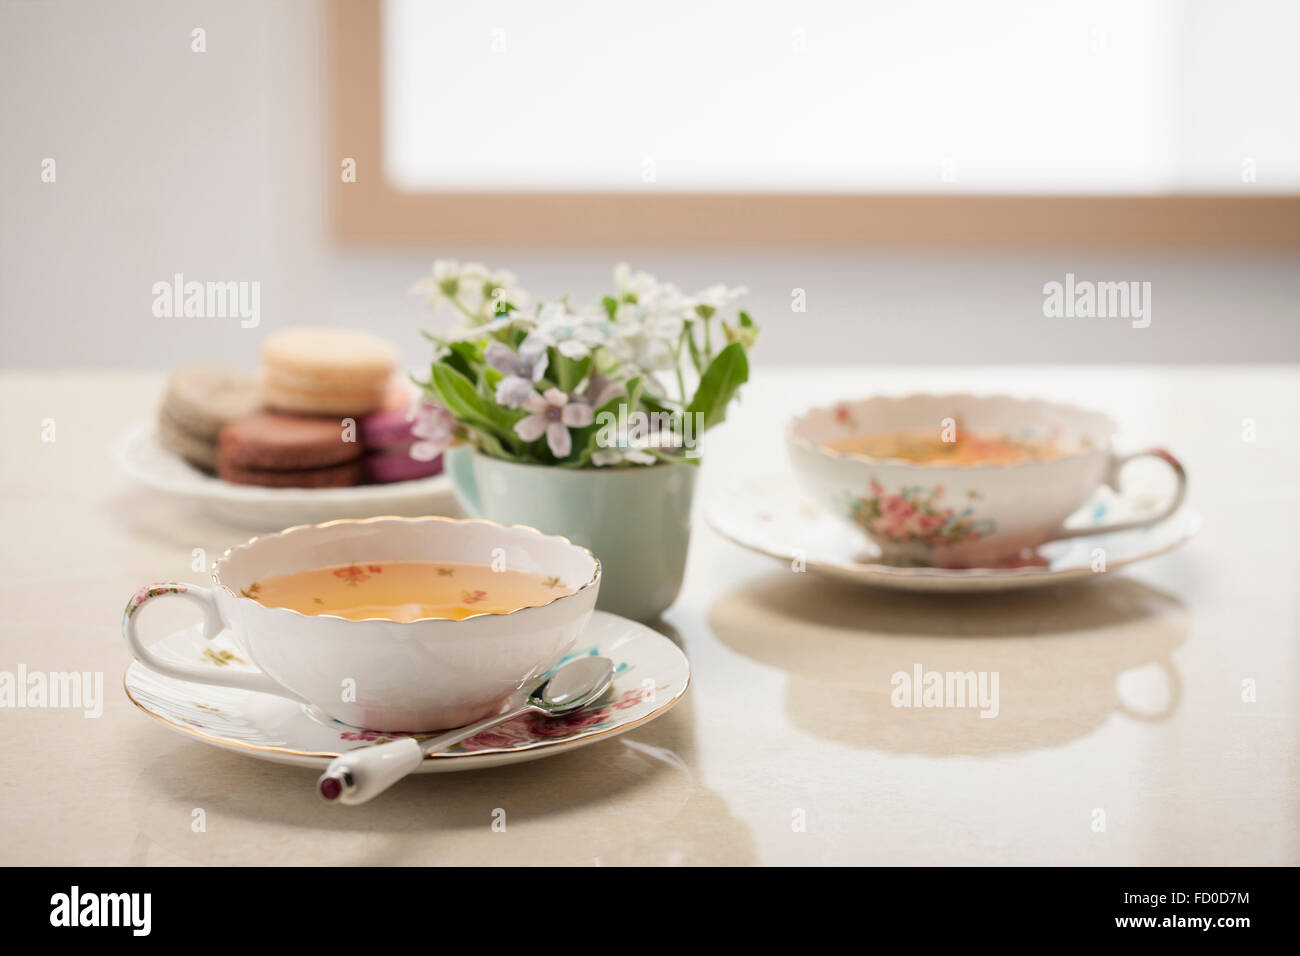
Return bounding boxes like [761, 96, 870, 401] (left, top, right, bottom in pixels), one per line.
[121, 516, 600, 731]
[788, 394, 1187, 568]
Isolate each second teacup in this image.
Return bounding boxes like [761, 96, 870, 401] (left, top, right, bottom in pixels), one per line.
[788, 394, 1187, 568]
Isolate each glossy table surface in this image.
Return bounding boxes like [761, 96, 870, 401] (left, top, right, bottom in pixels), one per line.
[1, 365, 1296, 865]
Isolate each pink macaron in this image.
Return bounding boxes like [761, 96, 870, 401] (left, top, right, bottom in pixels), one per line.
[363, 446, 444, 484]
[359, 406, 417, 450]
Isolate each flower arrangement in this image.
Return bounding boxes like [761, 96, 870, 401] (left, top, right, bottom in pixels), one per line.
[409, 261, 758, 467]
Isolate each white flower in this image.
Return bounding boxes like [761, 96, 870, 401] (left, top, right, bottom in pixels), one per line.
[613, 263, 693, 311]
[410, 259, 469, 297]
[614, 262, 660, 302]
[484, 268, 526, 314]
[470, 267, 527, 315]
[513, 388, 594, 458]
[608, 305, 679, 372]
[528, 304, 608, 360]
[691, 283, 748, 318]
[645, 309, 685, 342]
[412, 261, 531, 322]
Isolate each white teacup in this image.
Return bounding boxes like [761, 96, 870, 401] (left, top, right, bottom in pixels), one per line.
[788, 394, 1188, 568]
[121, 516, 600, 731]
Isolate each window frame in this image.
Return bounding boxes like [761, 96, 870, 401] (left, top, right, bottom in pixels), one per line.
[330, 0, 1300, 246]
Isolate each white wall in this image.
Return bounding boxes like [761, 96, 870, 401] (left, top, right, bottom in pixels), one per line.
[2, 0, 1297, 373]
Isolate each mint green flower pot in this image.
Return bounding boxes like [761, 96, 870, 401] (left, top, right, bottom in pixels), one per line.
[446, 447, 697, 622]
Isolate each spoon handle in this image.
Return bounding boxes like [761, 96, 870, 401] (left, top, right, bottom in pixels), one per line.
[317, 699, 530, 805]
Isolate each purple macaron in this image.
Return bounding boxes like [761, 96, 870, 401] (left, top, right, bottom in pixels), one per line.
[363, 446, 445, 484]
[359, 406, 417, 450]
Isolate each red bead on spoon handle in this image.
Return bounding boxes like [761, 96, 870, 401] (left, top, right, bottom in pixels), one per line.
[317, 737, 424, 805]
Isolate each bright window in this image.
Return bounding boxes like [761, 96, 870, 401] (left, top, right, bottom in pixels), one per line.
[383, 0, 1300, 194]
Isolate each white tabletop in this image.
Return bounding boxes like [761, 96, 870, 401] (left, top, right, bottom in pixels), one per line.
[1, 365, 1296, 865]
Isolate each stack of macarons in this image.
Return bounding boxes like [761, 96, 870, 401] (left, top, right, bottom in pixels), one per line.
[157, 366, 262, 470]
[156, 326, 444, 489]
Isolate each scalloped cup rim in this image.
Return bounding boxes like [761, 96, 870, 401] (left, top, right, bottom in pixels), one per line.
[211, 514, 601, 626]
[788, 393, 1118, 471]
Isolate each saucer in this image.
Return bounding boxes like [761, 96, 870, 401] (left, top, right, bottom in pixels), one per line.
[707, 474, 1200, 592]
[124, 610, 689, 771]
[109, 422, 455, 529]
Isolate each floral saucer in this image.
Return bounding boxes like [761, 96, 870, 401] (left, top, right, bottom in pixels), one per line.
[124, 611, 689, 771]
[706, 474, 1200, 593]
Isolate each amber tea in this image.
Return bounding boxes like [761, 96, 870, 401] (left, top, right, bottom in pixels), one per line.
[242, 560, 572, 622]
[820, 429, 1066, 466]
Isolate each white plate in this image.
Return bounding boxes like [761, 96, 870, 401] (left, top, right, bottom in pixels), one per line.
[707, 474, 1200, 592]
[123, 610, 690, 771]
[109, 422, 455, 528]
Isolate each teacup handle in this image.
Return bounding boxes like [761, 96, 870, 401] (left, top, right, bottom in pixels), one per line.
[1053, 448, 1188, 541]
[121, 582, 304, 700]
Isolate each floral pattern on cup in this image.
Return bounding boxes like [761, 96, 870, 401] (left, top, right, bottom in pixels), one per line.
[123, 583, 188, 619]
[845, 479, 995, 549]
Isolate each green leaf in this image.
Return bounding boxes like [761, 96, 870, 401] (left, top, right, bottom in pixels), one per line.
[640, 390, 680, 415]
[601, 295, 619, 320]
[466, 426, 525, 462]
[443, 341, 482, 382]
[553, 352, 590, 393]
[683, 322, 703, 373]
[685, 341, 748, 432]
[428, 363, 525, 452]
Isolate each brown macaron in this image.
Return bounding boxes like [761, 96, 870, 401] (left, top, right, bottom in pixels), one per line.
[219, 413, 363, 472]
[218, 459, 362, 489]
